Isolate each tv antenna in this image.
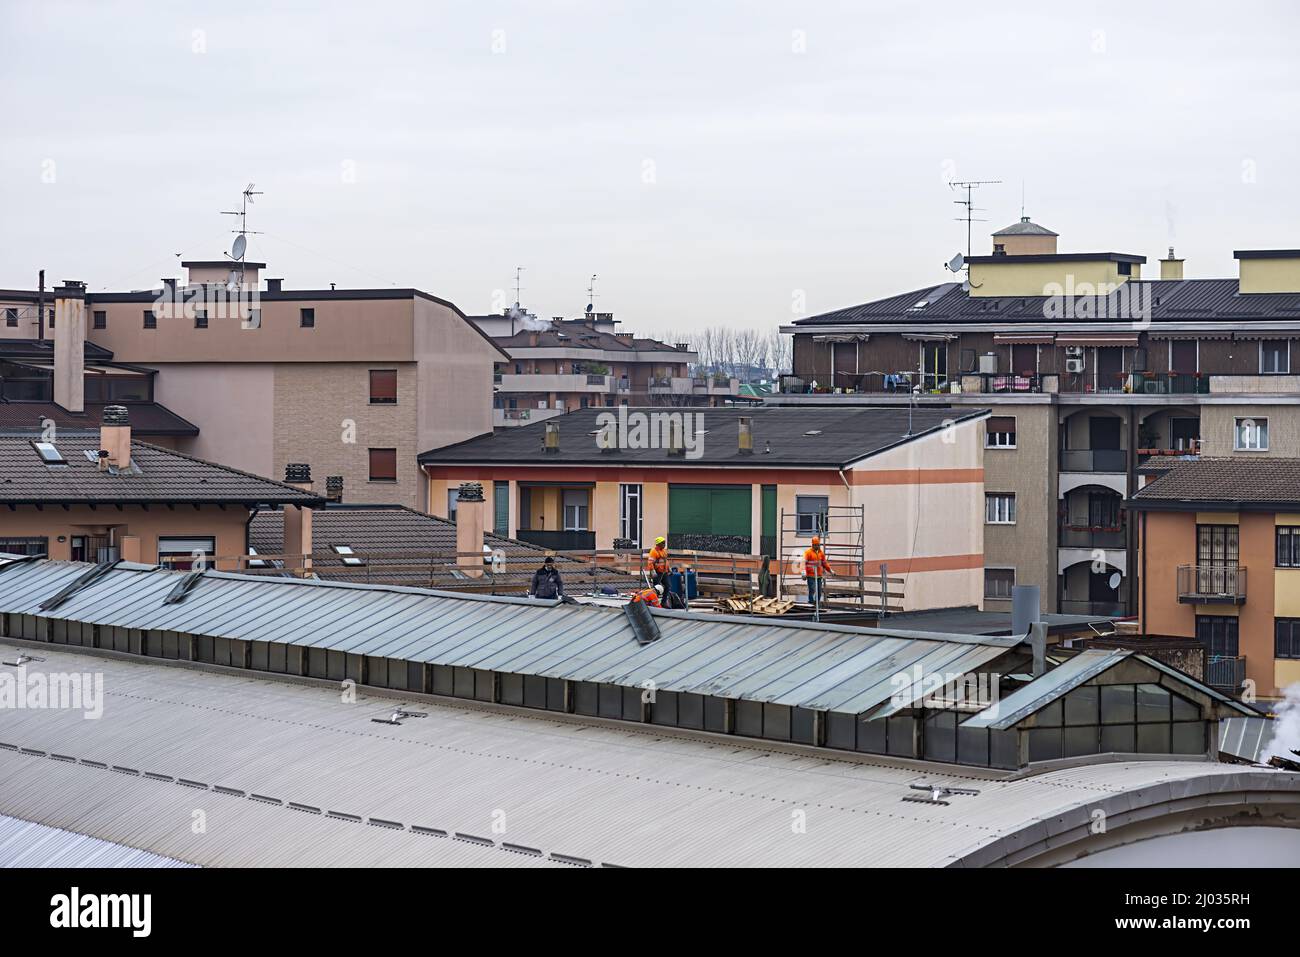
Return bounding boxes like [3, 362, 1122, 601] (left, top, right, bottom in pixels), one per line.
[586, 273, 597, 314]
[221, 183, 263, 287]
[948, 179, 1000, 260]
[513, 266, 525, 307]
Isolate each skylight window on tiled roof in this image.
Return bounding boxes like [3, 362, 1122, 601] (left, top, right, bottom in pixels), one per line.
[32, 441, 66, 466]
[332, 545, 367, 567]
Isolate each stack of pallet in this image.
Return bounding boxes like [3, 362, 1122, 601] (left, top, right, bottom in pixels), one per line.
[715, 596, 795, 616]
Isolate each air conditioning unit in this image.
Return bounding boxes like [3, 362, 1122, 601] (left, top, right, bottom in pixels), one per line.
[1066, 357, 1085, 374]
[978, 352, 999, 375]
[1064, 346, 1085, 358]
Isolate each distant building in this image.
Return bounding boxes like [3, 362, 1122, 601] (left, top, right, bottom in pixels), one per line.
[471, 309, 739, 426]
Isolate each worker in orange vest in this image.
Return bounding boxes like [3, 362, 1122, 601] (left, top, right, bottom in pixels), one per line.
[804, 535, 832, 606]
[646, 536, 669, 590]
[631, 584, 663, 607]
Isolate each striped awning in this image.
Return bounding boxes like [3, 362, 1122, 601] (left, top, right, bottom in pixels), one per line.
[1056, 333, 1140, 346]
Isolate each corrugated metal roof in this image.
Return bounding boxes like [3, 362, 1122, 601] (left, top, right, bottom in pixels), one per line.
[0, 649, 1293, 868]
[0, 813, 193, 868]
[1218, 716, 1274, 763]
[0, 560, 1017, 717]
[961, 650, 1127, 729]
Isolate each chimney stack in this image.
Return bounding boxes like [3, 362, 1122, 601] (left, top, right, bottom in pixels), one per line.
[455, 482, 486, 578]
[325, 475, 343, 502]
[282, 464, 314, 576]
[266, 278, 283, 293]
[667, 418, 685, 457]
[53, 281, 86, 413]
[100, 405, 131, 470]
[543, 421, 560, 454]
[1159, 246, 1185, 280]
[738, 416, 753, 454]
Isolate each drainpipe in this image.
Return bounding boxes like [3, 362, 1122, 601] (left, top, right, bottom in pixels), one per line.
[244, 506, 261, 559]
[1127, 411, 1138, 614]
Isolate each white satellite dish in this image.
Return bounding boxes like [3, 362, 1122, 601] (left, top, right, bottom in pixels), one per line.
[232, 233, 247, 260]
[961, 279, 971, 293]
[947, 253, 965, 273]
[1107, 572, 1122, 590]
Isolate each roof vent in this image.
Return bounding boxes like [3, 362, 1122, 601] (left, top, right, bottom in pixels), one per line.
[285, 463, 312, 484]
[325, 475, 343, 501]
[456, 481, 485, 503]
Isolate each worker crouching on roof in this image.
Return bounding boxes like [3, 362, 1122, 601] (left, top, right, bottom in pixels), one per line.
[646, 536, 669, 589]
[631, 584, 663, 607]
[804, 535, 832, 606]
[528, 556, 566, 600]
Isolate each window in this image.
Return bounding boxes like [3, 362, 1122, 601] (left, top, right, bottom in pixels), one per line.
[985, 492, 1016, 524]
[795, 495, 829, 536]
[1278, 527, 1300, 568]
[300, 308, 315, 328]
[92, 310, 106, 329]
[493, 481, 510, 536]
[368, 448, 397, 482]
[194, 309, 208, 329]
[984, 568, 1015, 599]
[331, 545, 366, 567]
[985, 415, 1016, 448]
[143, 309, 157, 329]
[1197, 524, 1239, 567]
[1260, 339, 1290, 374]
[0, 537, 48, 557]
[1170, 340, 1198, 373]
[32, 441, 65, 465]
[1117, 261, 1132, 276]
[4, 308, 16, 327]
[447, 487, 459, 521]
[48, 308, 54, 328]
[157, 536, 216, 571]
[368, 369, 397, 404]
[1234, 416, 1268, 451]
[619, 483, 643, 546]
[1196, 615, 1239, 658]
[562, 489, 589, 531]
[1276, 619, 1300, 660]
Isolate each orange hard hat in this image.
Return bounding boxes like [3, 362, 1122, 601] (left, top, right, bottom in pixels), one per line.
[811, 535, 821, 545]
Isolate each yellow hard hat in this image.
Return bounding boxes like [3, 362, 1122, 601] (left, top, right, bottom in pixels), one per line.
[655, 536, 666, 545]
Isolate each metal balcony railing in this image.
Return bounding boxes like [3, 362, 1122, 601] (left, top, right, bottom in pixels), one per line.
[1058, 524, 1127, 549]
[1058, 599, 1129, 617]
[1177, 564, 1247, 604]
[1205, 655, 1247, 691]
[1059, 448, 1128, 472]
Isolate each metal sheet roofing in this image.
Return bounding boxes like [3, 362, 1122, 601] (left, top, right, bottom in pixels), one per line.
[0, 649, 1294, 868]
[0, 813, 193, 868]
[961, 650, 1128, 729]
[0, 560, 1017, 717]
[1218, 716, 1275, 764]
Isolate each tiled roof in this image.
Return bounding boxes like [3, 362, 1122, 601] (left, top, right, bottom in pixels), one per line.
[492, 321, 689, 354]
[792, 278, 1300, 327]
[1131, 457, 1300, 508]
[419, 405, 989, 467]
[0, 432, 320, 506]
[0, 402, 198, 436]
[992, 217, 1058, 237]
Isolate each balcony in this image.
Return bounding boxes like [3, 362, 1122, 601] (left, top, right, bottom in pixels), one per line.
[492, 406, 564, 428]
[778, 371, 951, 395]
[649, 375, 739, 397]
[495, 373, 614, 394]
[1177, 564, 1247, 604]
[515, 529, 596, 551]
[1124, 372, 1210, 395]
[1059, 448, 1128, 472]
[1059, 524, 1127, 549]
[1205, 655, 1247, 692]
[1058, 599, 1128, 617]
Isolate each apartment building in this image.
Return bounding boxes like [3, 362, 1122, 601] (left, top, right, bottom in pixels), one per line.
[776, 218, 1300, 620]
[1, 262, 505, 509]
[419, 405, 989, 612]
[472, 310, 739, 426]
[1132, 458, 1300, 702]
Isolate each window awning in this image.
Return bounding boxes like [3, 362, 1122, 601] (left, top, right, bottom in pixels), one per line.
[1055, 333, 1140, 346]
[992, 333, 1055, 344]
[902, 333, 957, 342]
[811, 333, 869, 342]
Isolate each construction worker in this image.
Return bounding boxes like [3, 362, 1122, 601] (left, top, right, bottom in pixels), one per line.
[631, 584, 663, 607]
[528, 556, 566, 600]
[803, 535, 832, 606]
[646, 536, 669, 590]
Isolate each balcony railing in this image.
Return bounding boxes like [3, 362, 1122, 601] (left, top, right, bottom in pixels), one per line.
[1059, 524, 1127, 549]
[1059, 448, 1128, 472]
[515, 529, 596, 551]
[778, 371, 949, 395]
[1058, 599, 1129, 617]
[1177, 564, 1247, 604]
[1205, 655, 1247, 691]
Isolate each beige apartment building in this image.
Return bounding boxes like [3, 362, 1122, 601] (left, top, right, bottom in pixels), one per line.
[777, 220, 1300, 624]
[1, 261, 505, 508]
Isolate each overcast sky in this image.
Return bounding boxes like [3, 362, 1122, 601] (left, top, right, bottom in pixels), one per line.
[2, 1, 1298, 336]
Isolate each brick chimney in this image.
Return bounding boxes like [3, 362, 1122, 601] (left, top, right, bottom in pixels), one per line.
[325, 475, 343, 502]
[455, 481, 486, 578]
[282, 463, 314, 576]
[100, 405, 131, 470]
[738, 416, 753, 454]
[53, 281, 86, 413]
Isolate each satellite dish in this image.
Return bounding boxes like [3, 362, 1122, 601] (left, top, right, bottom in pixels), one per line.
[947, 253, 965, 273]
[961, 279, 971, 293]
[232, 234, 247, 260]
[1107, 572, 1122, 590]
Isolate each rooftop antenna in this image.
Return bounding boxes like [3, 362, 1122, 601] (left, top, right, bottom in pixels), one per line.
[1020, 179, 1026, 219]
[586, 273, 597, 315]
[513, 266, 525, 308]
[220, 183, 263, 289]
[948, 179, 1001, 260]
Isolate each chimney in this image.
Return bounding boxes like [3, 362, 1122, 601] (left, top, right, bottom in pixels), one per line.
[667, 418, 685, 457]
[455, 482, 486, 578]
[282, 464, 314, 576]
[53, 281, 86, 413]
[543, 421, 560, 454]
[1159, 247, 1185, 280]
[100, 405, 131, 470]
[738, 416, 753, 454]
[266, 278, 283, 293]
[325, 475, 343, 502]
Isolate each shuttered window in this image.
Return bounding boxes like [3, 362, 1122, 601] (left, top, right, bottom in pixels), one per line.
[368, 448, 397, 482]
[985, 416, 1016, 448]
[369, 369, 397, 404]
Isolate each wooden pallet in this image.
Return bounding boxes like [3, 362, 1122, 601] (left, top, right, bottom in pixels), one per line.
[715, 596, 796, 616]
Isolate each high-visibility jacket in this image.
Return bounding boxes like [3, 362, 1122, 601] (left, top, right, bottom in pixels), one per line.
[646, 544, 669, 574]
[632, 587, 662, 607]
[804, 546, 831, 578]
